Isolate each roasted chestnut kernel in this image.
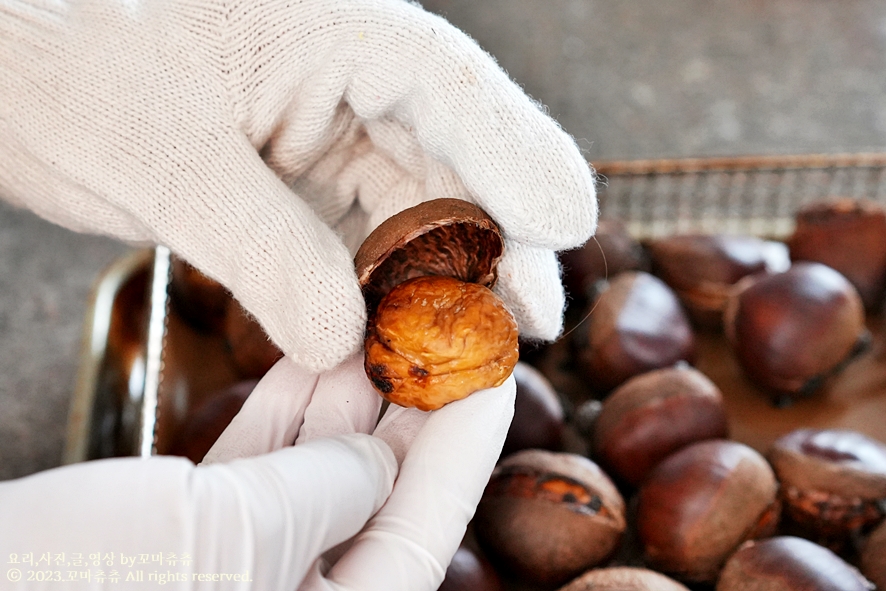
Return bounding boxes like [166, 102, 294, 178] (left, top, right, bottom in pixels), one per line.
[860, 518, 886, 589]
[558, 567, 690, 591]
[574, 271, 695, 394]
[768, 428, 886, 551]
[473, 449, 626, 587]
[636, 439, 780, 583]
[559, 218, 649, 306]
[592, 364, 729, 487]
[717, 536, 874, 591]
[438, 546, 504, 591]
[364, 275, 519, 411]
[225, 300, 284, 379]
[355, 198, 517, 410]
[647, 233, 789, 330]
[788, 198, 886, 313]
[723, 261, 868, 403]
[502, 361, 566, 458]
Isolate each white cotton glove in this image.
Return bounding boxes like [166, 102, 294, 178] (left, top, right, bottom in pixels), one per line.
[0, 0, 598, 373]
[0, 354, 517, 591]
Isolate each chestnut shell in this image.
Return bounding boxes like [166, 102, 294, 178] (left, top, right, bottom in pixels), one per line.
[354, 198, 504, 317]
[473, 450, 626, 587]
[723, 261, 867, 400]
[592, 364, 729, 487]
[717, 536, 874, 591]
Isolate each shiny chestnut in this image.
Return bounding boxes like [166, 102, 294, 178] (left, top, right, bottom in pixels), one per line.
[717, 536, 874, 591]
[501, 361, 566, 458]
[723, 261, 868, 404]
[473, 449, 626, 587]
[647, 233, 789, 330]
[636, 439, 780, 583]
[574, 271, 695, 395]
[592, 363, 729, 487]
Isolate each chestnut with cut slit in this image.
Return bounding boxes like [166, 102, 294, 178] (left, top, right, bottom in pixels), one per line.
[768, 428, 886, 553]
[473, 449, 626, 587]
[356, 198, 518, 410]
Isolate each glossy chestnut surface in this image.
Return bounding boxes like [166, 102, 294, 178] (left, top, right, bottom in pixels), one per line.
[438, 546, 504, 591]
[647, 233, 788, 330]
[717, 536, 874, 591]
[636, 439, 780, 583]
[502, 362, 566, 458]
[574, 271, 696, 395]
[723, 261, 867, 403]
[592, 364, 729, 487]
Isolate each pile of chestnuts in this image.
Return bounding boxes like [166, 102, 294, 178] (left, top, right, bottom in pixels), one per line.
[441, 197, 886, 591]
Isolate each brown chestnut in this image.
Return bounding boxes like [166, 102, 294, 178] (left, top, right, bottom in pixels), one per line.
[723, 261, 868, 404]
[788, 198, 886, 313]
[438, 546, 504, 591]
[592, 363, 729, 487]
[574, 271, 696, 394]
[473, 449, 626, 587]
[168, 256, 230, 333]
[501, 361, 566, 458]
[647, 233, 789, 330]
[636, 439, 780, 583]
[166, 379, 256, 463]
[224, 299, 284, 380]
[768, 428, 886, 551]
[558, 567, 690, 591]
[355, 198, 519, 410]
[717, 536, 874, 591]
[859, 518, 886, 589]
[559, 218, 649, 306]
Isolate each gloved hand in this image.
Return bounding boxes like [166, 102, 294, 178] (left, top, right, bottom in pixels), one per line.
[0, 353, 517, 590]
[0, 0, 598, 373]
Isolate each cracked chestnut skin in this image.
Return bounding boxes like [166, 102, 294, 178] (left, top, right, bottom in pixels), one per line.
[364, 275, 518, 411]
[355, 198, 516, 411]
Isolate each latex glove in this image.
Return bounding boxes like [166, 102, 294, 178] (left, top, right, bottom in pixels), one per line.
[0, 354, 516, 591]
[0, 0, 598, 373]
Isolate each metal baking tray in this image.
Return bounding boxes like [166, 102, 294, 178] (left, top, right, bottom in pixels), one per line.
[65, 152, 886, 465]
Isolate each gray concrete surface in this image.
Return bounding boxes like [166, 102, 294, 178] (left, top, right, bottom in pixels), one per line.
[2, 0, 886, 480]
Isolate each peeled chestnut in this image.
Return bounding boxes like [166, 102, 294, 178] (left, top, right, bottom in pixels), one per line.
[647, 233, 789, 330]
[717, 536, 874, 591]
[788, 198, 886, 313]
[592, 363, 729, 487]
[558, 567, 690, 591]
[574, 270, 695, 394]
[559, 217, 649, 306]
[636, 439, 780, 583]
[473, 449, 626, 587]
[860, 518, 886, 589]
[501, 361, 566, 458]
[768, 428, 886, 551]
[356, 198, 519, 411]
[723, 261, 868, 403]
[225, 299, 284, 380]
[438, 546, 504, 591]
